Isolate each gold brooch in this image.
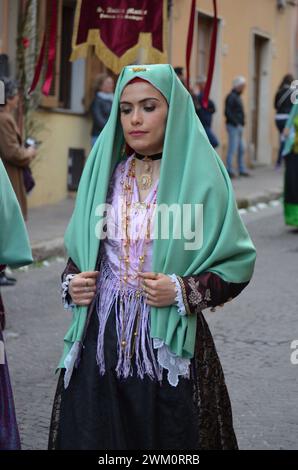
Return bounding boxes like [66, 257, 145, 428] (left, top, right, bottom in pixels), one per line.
[130, 67, 148, 72]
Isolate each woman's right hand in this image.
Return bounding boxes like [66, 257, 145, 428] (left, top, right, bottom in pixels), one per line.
[69, 271, 99, 306]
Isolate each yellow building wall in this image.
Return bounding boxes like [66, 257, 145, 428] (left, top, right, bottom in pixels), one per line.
[25, 0, 297, 208]
[171, 0, 295, 164]
[28, 111, 92, 208]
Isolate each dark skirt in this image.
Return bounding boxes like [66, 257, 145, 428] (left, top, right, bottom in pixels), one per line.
[48, 306, 238, 450]
[0, 318, 21, 450]
[284, 152, 298, 227]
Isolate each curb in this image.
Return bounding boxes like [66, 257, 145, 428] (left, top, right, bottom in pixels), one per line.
[32, 237, 66, 262]
[236, 190, 282, 209]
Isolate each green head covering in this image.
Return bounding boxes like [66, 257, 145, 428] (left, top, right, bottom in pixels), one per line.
[60, 64, 256, 368]
[0, 160, 32, 268]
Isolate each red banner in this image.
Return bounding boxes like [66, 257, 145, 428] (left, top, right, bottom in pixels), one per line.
[186, 0, 196, 91]
[202, 0, 218, 109]
[71, 0, 167, 73]
[186, 0, 218, 107]
[28, 0, 58, 96]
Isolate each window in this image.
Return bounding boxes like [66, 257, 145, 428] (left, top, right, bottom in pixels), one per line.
[59, 0, 75, 109]
[38, 0, 107, 113]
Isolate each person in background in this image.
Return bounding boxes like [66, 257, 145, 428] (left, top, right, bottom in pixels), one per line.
[90, 73, 115, 147]
[225, 76, 250, 178]
[0, 77, 37, 220]
[0, 160, 33, 449]
[281, 102, 298, 228]
[0, 77, 36, 286]
[274, 74, 295, 168]
[193, 76, 219, 149]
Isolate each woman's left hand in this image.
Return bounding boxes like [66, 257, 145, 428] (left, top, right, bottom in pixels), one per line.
[138, 272, 176, 307]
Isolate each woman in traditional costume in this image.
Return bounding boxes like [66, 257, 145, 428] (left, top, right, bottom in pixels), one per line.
[282, 102, 298, 227]
[48, 64, 256, 450]
[0, 160, 33, 449]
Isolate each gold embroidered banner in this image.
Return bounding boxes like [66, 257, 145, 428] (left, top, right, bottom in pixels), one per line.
[71, 0, 168, 73]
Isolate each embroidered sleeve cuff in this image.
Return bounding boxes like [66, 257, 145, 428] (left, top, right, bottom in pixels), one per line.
[62, 274, 76, 310]
[169, 274, 187, 316]
[181, 276, 212, 314]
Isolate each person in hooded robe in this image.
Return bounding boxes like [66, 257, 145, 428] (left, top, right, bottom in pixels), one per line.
[0, 160, 33, 449]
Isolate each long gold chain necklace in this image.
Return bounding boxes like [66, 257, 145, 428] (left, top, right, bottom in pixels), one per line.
[119, 157, 157, 355]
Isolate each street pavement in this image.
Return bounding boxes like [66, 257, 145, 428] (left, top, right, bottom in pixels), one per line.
[2, 201, 298, 450]
[208, 204, 298, 450]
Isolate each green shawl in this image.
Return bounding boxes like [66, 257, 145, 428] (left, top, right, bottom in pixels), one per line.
[0, 160, 32, 268]
[59, 64, 256, 368]
[283, 103, 298, 156]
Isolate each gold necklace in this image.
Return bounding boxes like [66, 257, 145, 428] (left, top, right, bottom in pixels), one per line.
[119, 157, 157, 354]
[137, 156, 153, 191]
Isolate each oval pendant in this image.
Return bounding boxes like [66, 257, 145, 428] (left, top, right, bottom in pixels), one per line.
[140, 174, 152, 189]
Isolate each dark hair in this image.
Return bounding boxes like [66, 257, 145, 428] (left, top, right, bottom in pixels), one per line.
[174, 67, 184, 77]
[0, 76, 19, 106]
[279, 74, 294, 89]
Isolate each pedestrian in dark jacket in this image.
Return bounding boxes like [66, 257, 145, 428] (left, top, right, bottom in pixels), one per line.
[90, 74, 115, 147]
[274, 74, 294, 168]
[225, 76, 250, 178]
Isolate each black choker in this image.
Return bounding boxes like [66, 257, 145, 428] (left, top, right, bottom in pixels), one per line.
[135, 152, 162, 161]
